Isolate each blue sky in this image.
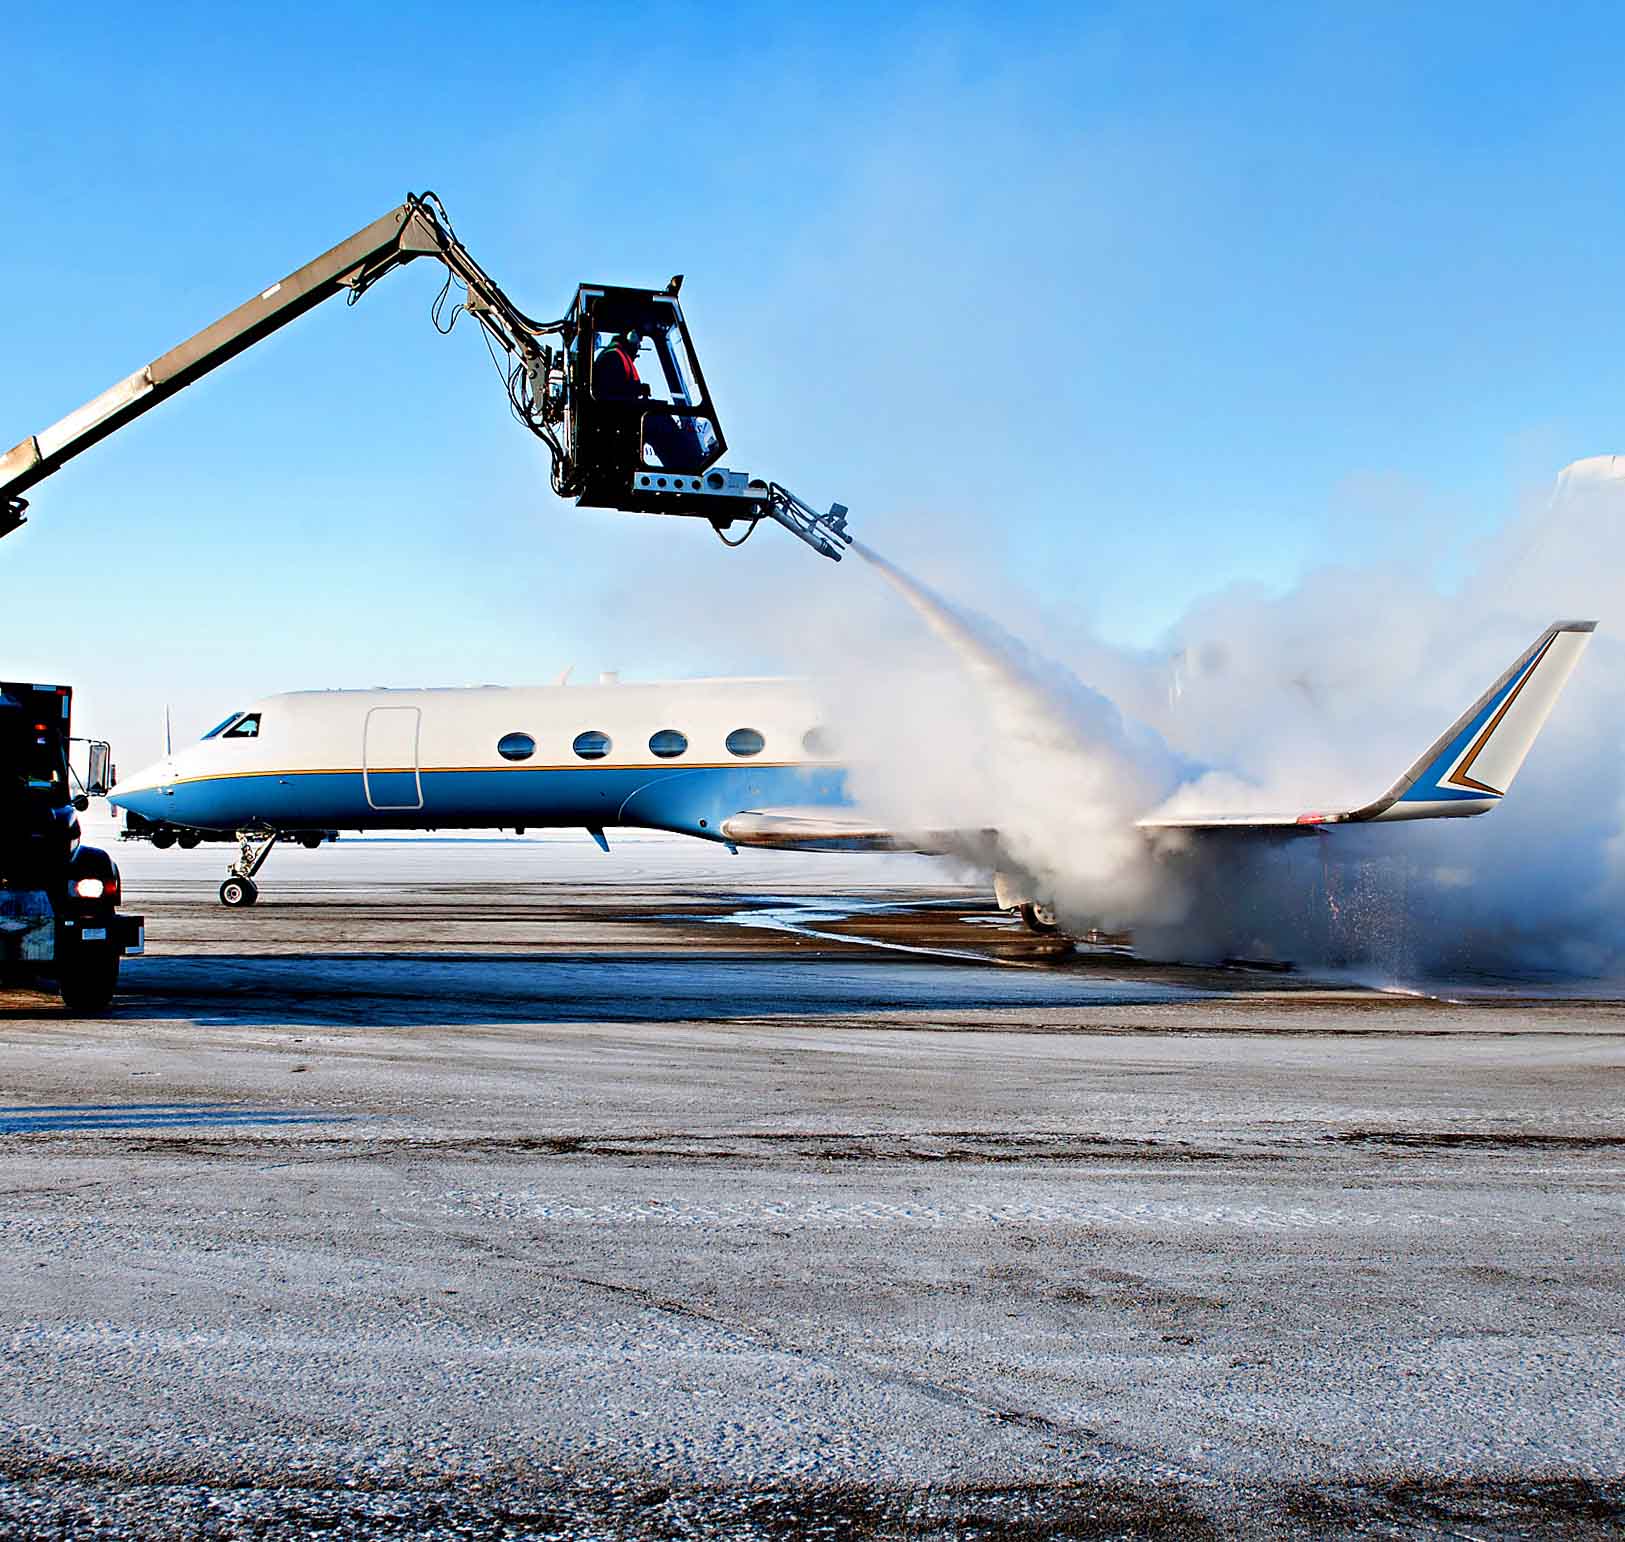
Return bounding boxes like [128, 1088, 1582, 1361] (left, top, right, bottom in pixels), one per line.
[5, 1, 1625, 759]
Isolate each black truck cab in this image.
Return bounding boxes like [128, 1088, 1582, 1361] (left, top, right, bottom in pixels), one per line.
[0, 682, 142, 1013]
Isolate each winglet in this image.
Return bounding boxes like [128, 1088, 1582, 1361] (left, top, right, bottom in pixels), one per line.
[1354, 620, 1596, 823]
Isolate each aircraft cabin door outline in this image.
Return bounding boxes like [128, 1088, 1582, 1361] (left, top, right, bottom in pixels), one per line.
[363, 706, 423, 810]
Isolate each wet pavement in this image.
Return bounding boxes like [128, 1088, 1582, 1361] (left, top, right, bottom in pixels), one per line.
[71, 951, 1211, 1029]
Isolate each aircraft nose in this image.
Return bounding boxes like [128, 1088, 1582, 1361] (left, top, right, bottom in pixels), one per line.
[108, 758, 173, 817]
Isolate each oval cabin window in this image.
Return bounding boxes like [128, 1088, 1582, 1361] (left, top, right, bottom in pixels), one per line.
[497, 732, 536, 762]
[725, 728, 765, 758]
[648, 729, 688, 759]
[572, 730, 612, 760]
[802, 726, 836, 757]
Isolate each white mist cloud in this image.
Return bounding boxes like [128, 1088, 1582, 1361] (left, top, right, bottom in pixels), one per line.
[814, 461, 1624, 982]
[830, 542, 1186, 934]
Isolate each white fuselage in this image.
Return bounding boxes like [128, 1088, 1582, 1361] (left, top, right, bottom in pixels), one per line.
[110, 677, 850, 841]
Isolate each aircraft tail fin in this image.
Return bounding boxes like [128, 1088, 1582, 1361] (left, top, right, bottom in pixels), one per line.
[1355, 620, 1595, 823]
[1137, 620, 1596, 835]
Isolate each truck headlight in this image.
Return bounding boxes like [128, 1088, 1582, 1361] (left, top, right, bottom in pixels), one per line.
[71, 876, 114, 901]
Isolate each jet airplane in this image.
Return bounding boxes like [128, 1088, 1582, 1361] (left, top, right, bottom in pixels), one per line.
[109, 622, 1596, 920]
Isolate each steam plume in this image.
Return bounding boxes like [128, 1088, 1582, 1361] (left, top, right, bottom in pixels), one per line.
[831, 462, 1622, 983]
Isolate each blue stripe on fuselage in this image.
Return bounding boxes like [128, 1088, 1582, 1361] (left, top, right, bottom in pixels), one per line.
[112, 763, 851, 837]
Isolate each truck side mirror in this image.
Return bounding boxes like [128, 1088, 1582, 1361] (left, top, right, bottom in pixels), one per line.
[86, 742, 112, 799]
[73, 794, 90, 812]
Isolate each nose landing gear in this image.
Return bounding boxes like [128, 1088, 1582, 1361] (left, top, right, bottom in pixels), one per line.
[219, 830, 278, 907]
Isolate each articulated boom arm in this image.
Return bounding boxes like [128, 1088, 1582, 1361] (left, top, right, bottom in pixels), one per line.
[1, 191, 851, 559]
[0, 193, 557, 542]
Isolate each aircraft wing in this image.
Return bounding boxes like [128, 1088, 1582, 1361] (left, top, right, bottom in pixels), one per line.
[1137, 619, 1596, 835]
[718, 808, 971, 854]
[725, 803, 1333, 851]
[726, 621, 1595, 852]
[1136, 811, 1330, 833]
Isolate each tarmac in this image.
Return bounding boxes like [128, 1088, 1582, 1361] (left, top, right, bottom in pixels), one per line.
[0, 833, 1621, 1539]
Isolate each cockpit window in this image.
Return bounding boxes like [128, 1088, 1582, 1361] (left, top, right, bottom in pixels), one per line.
[201, 713, 242, 740]
[221, 712, 261, 740]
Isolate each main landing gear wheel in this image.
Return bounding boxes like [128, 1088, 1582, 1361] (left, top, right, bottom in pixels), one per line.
[1017, 901, 1060, 934]
[219, 876, 259, 907]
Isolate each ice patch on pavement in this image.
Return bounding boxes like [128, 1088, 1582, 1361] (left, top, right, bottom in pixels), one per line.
[0, 1103, 351, 1135]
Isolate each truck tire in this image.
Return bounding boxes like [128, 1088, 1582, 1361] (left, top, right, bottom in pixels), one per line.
[59, 945, 120, 1015]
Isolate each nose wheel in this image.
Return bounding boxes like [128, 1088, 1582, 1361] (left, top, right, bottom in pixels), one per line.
[219, 876, 259, 907]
